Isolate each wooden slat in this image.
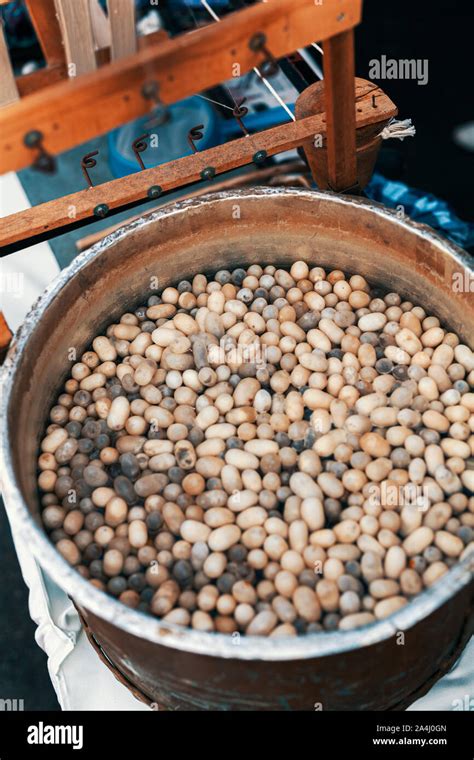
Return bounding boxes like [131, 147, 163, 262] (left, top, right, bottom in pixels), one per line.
[89, 0, 111, 50]
[54, 0, 97, 75]
[0, 102, 392, 251]
[323, 28, 358, 191]
[25, 0, 65, 66]
[107, 0, 136, 61]
[0, 0, 362, 173]
[0, 22, 19, 106]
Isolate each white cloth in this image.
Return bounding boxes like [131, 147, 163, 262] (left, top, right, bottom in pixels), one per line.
[1, 172, 472, 711]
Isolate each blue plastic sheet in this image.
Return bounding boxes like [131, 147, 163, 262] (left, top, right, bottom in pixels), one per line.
[366, 173, 474, 250]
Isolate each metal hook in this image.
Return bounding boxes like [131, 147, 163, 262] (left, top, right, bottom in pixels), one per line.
[23, 130, 56, 174]
[188, 124, 204, 154]
[132, 133, 150, 170]
[249, 32, 279, 77]
[232, 97, 249, 136]
[81, 150, 99, 188]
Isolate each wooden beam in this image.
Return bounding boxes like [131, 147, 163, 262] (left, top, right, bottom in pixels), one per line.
[25, 0, 65, 66]
[0, 0, 362, 173]
[0, 102, 392, 252]
[16, 64, 67, 97]
[0, 22, 19, 106]
[0, 112, 327, 249]
[15, 30, 169, 98]
[323, 28, 357, 192]
[107, 0, 136, 61]
[54, 0, 97, 75]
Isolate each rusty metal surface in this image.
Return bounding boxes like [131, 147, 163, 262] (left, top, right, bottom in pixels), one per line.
[77, 582, 474, 710]
[77, 590, 474, 711]
[1, 188, 473, 708]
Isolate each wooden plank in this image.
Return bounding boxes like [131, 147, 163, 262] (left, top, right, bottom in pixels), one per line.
[107, 0, 136, 61]
[323, 28, 357, 191]
[0, 22, 19, 106]
[54, 0, 97, 75]
[25, 0, 65, 66]
[0, 102, 393, 251]
[0, 0, 362, 173]
[15, 30, 169, 97]
[89, 0, 111, 50]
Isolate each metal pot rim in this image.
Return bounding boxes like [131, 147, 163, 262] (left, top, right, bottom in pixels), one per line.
[1, 187, 473, 661]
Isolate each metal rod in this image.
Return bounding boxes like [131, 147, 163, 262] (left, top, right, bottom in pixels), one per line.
[298, 47, 323, 80]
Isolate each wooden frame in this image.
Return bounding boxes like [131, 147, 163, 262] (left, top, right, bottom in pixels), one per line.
[0, 0, 362, 173]
[15, 28, 169, 98]
[0, 84, 396, 253]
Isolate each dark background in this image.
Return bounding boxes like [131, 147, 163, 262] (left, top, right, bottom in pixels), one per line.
[356, 0, 474, 224]
[1, 0, 472, 712]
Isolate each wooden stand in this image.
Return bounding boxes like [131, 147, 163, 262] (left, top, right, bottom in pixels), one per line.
[0, 0, 402, 358]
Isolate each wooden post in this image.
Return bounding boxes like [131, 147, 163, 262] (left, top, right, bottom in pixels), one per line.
[25, 0, 65, 66]
[322, 28, 358, 192]
[107, 0, 136, 60]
